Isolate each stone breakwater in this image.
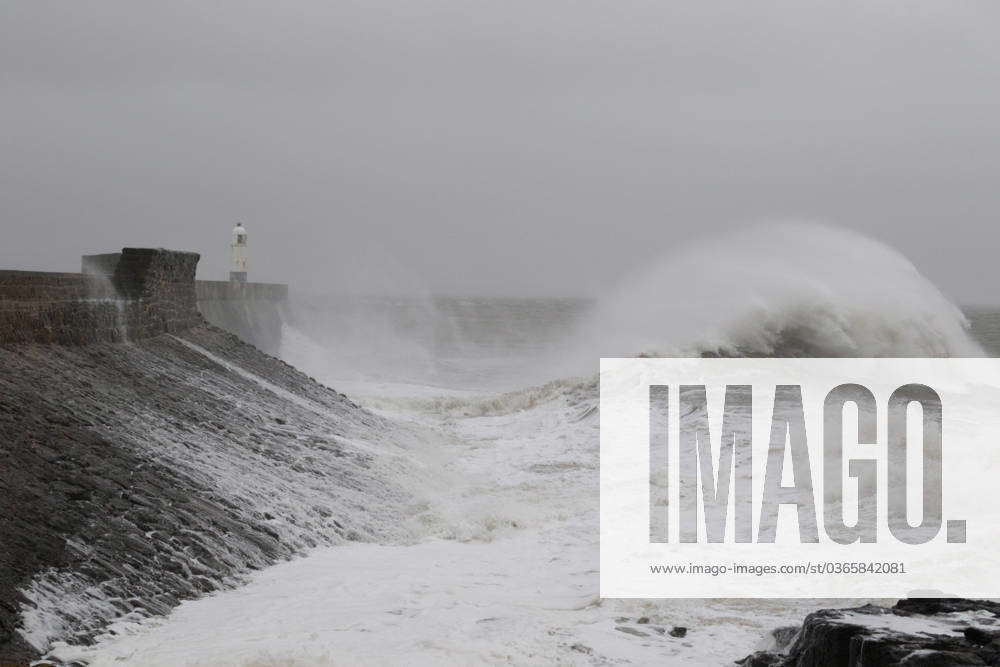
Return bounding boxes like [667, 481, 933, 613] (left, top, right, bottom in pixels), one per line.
[0, 249, 419, 662]
[1, 248, 201, 346]
[195, 281, 288, 355]
[0, 271, 123, 345]
[80, 250, 289, 354]
[0, 327, 418, 663]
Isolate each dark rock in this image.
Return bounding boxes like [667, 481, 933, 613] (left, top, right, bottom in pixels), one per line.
[737, 599, 1000, 666]
[906, 652, 987, 666]
[736, 651, 786, 666]
[670, 626, 688, 638]
[896, 598, 1000, 617]
[636, 616, 650, 624]
[965, 627, 1000, 646]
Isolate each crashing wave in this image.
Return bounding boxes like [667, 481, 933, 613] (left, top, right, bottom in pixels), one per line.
[572, 222, 982, 360]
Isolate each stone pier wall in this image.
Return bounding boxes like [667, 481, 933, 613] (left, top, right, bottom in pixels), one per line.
[114, 248, 202, 339]
[1, 249, 289, 350]
[0, 271, 123, 344]
[1, 249, 203, 345]
[195, 281, 289, 354]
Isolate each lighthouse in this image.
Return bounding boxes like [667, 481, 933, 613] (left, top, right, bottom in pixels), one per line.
[230, 222, 248, 283]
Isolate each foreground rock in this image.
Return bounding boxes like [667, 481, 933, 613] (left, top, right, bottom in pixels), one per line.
[738, 599, 1000, 666]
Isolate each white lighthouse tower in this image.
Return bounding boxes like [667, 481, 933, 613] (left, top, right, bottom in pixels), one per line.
[230, 222, 248, 282]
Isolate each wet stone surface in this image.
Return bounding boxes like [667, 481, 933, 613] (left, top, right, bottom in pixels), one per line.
[0, 326, 412, 662]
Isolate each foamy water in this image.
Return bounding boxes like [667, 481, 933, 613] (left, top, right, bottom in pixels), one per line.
[48, 224, 996, 665]
[54, 376, 869, 666]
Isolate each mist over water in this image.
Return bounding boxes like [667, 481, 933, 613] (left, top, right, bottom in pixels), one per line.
[572, 223, 983, 363]
[281, 294, 591, 395]
[283, 224, 987, 399]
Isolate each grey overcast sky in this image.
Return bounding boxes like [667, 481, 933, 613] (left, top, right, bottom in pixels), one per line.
[1, 0, 998, 300]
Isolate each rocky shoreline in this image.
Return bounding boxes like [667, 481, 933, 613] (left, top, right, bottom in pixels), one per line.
[739, 598, 1000, 666]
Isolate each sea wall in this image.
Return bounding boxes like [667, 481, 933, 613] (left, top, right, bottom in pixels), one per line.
[196, 280, 288, 355]
[0, 325, 411, 662]
[0, 249, 201, 345]
[115, 248, 202, 338]
[0, 249, 381, 662]
[82, 251, 289, 353]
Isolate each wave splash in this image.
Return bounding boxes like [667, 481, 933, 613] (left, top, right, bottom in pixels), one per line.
[572, 223, 981, 361]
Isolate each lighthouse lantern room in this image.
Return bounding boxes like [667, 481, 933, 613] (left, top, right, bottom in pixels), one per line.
[230, 223, 248, 283]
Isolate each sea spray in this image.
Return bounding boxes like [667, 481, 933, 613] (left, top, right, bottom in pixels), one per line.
[567, 222, 982, 364]
[280, 295, 585, 394]
[83, 268, 133, 343]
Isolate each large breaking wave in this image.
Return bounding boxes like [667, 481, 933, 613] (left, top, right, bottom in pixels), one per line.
[571, 223, 982, 362]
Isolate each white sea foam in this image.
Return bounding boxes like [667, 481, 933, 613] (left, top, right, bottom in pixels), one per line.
[52, 379, 869, 666]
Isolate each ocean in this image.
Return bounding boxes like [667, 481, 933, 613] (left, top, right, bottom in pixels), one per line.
[966, 307, 1000, 356]
[280, 294, 1000, 394]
